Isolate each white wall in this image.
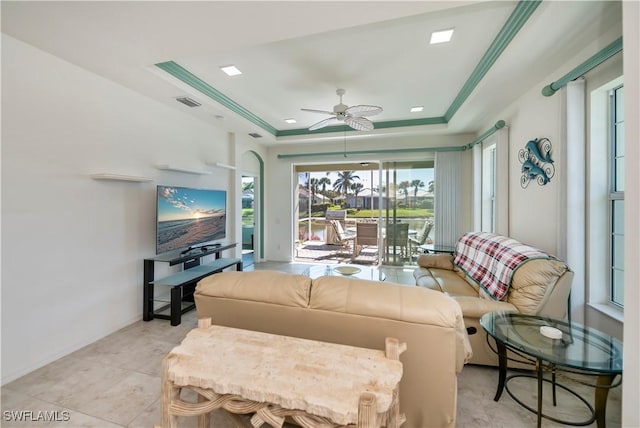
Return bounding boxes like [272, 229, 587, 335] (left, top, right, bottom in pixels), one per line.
[1, 35, 234, 383]
[265, 134, 474, 261]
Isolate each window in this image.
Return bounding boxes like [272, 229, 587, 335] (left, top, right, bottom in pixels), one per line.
[481, 144, 497, 232]
[609, 85, 624, 307]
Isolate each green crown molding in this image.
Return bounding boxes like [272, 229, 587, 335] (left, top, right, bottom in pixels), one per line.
[277, 145, 466, 160]
[542, 37, 623, 96]
[156, 1, 536, 137]
[275, 116, 447, 137]
[155, 61, 278, 136]
[444, 0, 541, 121]
[277, 119, 506, 159]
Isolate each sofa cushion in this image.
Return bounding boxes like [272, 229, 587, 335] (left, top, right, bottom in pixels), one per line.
[195, 271, 311, 307]
[311, 276, 458, 326]
[310, 275, 473, 366]
[508, 259, 569, 314]
[453, 296, 518, 319]
[431, 269, 479, 297]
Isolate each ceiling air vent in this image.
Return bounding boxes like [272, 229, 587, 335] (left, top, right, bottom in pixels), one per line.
[248, 133, 263, 138]
[175, 97, 201, 108]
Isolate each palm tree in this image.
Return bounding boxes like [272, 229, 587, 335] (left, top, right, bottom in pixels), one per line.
[350, 182, 364, 208]
[318, 176, 331, 203]
[310, 178, 319, 201]
[333, 171, 360, 205]
[242, 181, 254, 192]
[398, 181, 410, 206]
[428, 180, 434, 193]
[411, 179, 425, 208]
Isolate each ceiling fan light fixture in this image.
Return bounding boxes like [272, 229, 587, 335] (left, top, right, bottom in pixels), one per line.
[410, 106, 424, 113]
[430, 28, 454, 44]
[220, 65, 242, 76]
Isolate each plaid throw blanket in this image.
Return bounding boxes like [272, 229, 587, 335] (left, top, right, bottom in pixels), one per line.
[453, 232, 551, 300]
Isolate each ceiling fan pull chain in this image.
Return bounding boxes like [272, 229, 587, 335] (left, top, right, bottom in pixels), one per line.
[344, 130, 347, 158]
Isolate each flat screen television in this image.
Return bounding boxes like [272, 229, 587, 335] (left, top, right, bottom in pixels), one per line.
[156, 185, 227, 254]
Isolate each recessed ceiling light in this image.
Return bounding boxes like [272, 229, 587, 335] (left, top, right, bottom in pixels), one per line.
[284, 118, 297, 124]
[410, 106, 424, 113]
[220, 65, 242, 76]
[430, 28, 454, 44]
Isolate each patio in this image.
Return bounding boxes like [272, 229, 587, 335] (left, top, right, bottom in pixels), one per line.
[295, 240, 381, 265]
[295, 216, 432, 266]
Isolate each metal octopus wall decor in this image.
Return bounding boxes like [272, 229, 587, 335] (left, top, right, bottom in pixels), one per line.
[518, 137, 554, 188]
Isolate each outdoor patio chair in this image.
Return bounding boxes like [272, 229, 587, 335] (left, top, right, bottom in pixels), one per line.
[409, 219, 433, 257]
[354, 222, 379, 262]
[384, 222, 409, 261]
[329, 220, 356, 255]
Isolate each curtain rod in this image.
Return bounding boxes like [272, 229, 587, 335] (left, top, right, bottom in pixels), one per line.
[465, 120, 506, 149]
[542, 37, 622, 97]
[276, 120, 506, 160]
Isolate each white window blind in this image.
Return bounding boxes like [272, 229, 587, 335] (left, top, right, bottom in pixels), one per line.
[434, 151, 461, 247]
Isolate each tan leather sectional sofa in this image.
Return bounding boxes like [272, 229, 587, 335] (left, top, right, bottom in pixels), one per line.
[414, 233, 573, 367]
[195, 270, 472, 428]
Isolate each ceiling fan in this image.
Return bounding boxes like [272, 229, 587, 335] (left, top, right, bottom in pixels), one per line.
[301, 88, 382, 132]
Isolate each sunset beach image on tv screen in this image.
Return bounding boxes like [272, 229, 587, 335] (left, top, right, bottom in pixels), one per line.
[156, 186, 226, 254]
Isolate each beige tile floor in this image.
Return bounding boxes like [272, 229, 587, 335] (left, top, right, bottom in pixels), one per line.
[1, 262, 621, 427]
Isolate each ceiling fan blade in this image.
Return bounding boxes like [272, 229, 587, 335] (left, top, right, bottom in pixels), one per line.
[309, 116, 342, 131]
[301, 108, 335, 115]
[345, 116, 374, 131]
[345, 105, 383, 117]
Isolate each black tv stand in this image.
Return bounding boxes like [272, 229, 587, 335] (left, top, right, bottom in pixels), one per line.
[143, 243, 241, 326]
[180, 243, 222, 255]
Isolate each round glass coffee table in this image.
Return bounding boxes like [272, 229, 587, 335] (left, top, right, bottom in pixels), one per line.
[303, 265, 386, 282]
[480, 311, 622, 428]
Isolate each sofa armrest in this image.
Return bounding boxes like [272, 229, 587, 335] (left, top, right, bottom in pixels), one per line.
[417, 254, 454, 270]
[452, 296, 518, 319]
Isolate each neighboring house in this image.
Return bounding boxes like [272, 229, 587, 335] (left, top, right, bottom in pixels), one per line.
[242, 189, 254, 209]
[297, 187, 323, 205]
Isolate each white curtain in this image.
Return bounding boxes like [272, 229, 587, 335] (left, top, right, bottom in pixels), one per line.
[472, 144, 482, 231]
[434, 151, 461, 247]
[561, 79, 586, 323]
[494, 127, 510, 236]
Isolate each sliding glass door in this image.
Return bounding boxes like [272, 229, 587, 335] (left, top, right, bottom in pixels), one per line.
[380, 161, 434, 266]
[293, 160, 434, 267]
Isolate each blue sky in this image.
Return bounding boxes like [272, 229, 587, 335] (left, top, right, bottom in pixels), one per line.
[157, 186, 226, 222]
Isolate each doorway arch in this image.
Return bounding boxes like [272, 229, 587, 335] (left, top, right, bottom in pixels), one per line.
[241, 150, 264, 261]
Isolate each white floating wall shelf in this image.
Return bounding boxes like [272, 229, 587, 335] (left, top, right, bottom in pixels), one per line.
[90, 173, 153, 182]
[155, 164, 212, 175]
[206, 161, 236, 170]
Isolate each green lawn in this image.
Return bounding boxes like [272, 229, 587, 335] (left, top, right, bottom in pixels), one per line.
[350, 208, 433, 218]
[242, 208, 254, 226]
